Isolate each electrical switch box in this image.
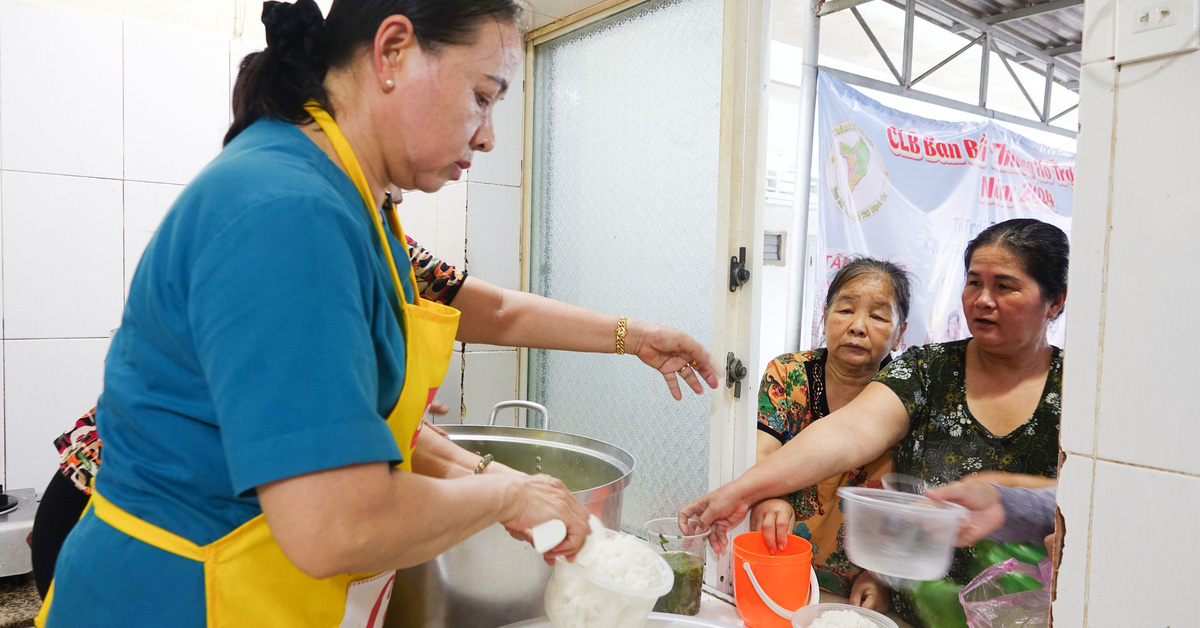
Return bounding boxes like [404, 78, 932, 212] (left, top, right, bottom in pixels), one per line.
[1116, 0, 1200, 64]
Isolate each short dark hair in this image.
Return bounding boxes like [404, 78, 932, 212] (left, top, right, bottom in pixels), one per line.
[963, 218, 1070, 318]
[225, 0, 522, 145]
[824, 257, 912, 326]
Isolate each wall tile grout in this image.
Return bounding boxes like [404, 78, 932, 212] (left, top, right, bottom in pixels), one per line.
[1092, 457, 1200, 479]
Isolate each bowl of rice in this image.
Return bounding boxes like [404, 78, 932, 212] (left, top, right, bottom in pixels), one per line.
[790, 603, 898, 628]
[544, 517, 673, 628]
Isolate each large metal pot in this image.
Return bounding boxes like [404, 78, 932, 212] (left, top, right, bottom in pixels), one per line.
[385, 402, 635, 628]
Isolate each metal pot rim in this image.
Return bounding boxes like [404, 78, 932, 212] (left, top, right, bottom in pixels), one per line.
[439, 425, 635, 496]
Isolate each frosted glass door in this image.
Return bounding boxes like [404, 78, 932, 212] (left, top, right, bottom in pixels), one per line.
[528, 0, 724, 534]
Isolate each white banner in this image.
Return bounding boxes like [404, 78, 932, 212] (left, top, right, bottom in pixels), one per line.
[812, 71, 1074, 351]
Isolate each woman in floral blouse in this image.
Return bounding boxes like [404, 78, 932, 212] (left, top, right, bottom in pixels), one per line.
[752, 257, 911, 611]
[682, 218, 1068, 626]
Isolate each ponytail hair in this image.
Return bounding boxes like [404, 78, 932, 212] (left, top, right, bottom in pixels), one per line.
[225, 0, 523, 146]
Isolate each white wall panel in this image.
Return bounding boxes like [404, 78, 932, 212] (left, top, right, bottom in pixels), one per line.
[0, 2, 123, 179]
[1060, 60, 1116, 456]
[1096, 54, 1200, 474]
[123, 181, 184, 294]
[1, 172, 123, 339]
[435, 182, 468, 270]
[1088, 461, 1200, 627]
[1052, 454, 1094, 627]
[124, 21, 229, 184]
[469, 55, 525, 187]
[461, 350, 519, 426]
[3, 338, 109, 491]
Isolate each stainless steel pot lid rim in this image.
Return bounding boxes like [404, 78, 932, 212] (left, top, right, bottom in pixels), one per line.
[499, 613, 740, 627]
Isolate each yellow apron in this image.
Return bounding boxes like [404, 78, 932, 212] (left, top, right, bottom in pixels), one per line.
[37, 105, 460, 628]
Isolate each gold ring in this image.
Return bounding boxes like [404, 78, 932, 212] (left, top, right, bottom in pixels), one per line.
[677, 365, 688, 374]
[687, 360, 698, 367]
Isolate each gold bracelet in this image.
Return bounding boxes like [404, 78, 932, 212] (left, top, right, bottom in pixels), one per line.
[615, 316, 628, 355]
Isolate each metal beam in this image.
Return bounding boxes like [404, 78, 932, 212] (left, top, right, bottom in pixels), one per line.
[852, 7, 904, 84]
[983, 0, 1084, 25]
[1048, 102, 1078, 123]
[1042, 64, 1054, 123]
[979, 32, 991, 107]
[902, 0, 916, 87]
[820, 66, 1076, 138]
[786, 0, 823, 353]
[919, 0, 1076, 77]
[817, 0, 875, 17]
[911, 33, 985, 87]
[996, 43, 1043, 120]
[1049, 43, 1082, 56]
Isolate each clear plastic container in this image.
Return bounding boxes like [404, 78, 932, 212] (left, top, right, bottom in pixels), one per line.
[791, 603, 898, 628]
[644, 517, 710, 616]
[836, 487, 968, 581]
[881, 472, 931, 496]
[544, 529, 673, 628]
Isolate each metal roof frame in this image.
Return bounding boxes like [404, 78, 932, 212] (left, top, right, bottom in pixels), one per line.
[783, 0, 1081, 351]
[815, 0, 1082, 138]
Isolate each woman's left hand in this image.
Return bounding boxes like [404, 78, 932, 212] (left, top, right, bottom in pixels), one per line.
[626, 320, 719, 400]
[849, 571, 890, 613]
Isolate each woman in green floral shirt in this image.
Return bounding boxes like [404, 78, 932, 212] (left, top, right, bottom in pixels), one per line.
[753, 258, 911, 610]
[683, 219, 1068, 626]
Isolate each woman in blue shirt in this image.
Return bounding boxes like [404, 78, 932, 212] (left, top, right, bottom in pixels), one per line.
[39, 1, 717, 626]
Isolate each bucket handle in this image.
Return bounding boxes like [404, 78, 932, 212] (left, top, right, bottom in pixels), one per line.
[489, 400, 551, 430]
[741, 561, 798, 620]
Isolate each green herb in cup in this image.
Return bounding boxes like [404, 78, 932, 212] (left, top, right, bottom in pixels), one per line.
[652, 551, 704, 616]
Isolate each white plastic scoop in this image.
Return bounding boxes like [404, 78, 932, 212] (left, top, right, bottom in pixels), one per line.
[531, 519, 568, 554]
[532, 515, 606, 554]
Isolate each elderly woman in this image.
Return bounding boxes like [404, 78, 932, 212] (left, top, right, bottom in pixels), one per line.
[682, 218, 1068, 626]
[37, 2, 718, 627]
[752, 258, 910, 611]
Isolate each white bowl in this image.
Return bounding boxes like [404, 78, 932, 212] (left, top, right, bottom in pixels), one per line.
[791, 603, 899, 628]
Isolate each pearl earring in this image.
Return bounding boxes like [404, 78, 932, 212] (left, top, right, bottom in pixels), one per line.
[385, 79, 395, 89]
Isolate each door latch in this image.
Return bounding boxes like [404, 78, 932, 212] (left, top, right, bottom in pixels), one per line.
[726, 352, 748, 398]
[729, 246, 750, 292]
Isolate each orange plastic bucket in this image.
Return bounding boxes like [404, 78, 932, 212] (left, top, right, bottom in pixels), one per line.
[732, 531, 813, 628]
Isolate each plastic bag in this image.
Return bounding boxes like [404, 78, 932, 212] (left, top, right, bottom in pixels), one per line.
[958, 558, 1052, 628]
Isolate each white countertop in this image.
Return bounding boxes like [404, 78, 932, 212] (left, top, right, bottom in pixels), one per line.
[694, 590, 914, 627]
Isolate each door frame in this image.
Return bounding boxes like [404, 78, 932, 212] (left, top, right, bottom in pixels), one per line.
[517, 0, 772, 595]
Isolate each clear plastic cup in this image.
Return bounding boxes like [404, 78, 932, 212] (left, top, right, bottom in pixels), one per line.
[836, 487, 968, 581]
[791, 603, 899, 628]
[644, 518, 710, 616]
[544, 529, 673, 628]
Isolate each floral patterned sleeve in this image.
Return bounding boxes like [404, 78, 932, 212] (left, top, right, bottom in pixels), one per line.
[405, 235, 466, 305]
[757, 353, 812, 443]
[872, 343, 934, 420]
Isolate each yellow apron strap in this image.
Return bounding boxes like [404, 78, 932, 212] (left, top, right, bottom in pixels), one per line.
[303, 103, 420, 301]
[91, 492, 206, 562]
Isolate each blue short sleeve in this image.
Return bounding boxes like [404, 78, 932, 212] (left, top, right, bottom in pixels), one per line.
[188, 197, 402, 495]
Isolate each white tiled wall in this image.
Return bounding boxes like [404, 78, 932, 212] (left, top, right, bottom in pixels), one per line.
[1, 172, 124, 339]
[4, 338, 110, 491]
[0, 0, 530, 486]
[123, 21, 229, 185]
[0, 2, 123, 180]
[123, 181, 185, 293]
[0, 0, 239, 488]
[1054, 0, 1200, 623]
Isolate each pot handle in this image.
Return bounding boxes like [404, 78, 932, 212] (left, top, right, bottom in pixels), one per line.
[488, 400, 552, 430]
